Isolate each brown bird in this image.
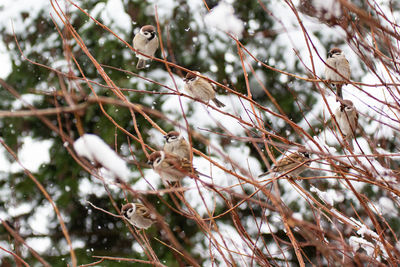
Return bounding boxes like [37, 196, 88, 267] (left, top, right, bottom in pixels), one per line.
[163, 131, 191, 160]
[183, 71, 225, 108]
[147, 151, 195, 182]
[325, 47, 351, 100]
[334, 100, 358, 150]
[121, 203, 155, 229]
[133, 25, 159, 69]
[259, 152, 311, 178]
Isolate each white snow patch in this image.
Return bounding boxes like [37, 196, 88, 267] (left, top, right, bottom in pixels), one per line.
[26, 237, 51, 253]
[7, 202, 32, 217]
[11, 94, 44, 110]
[96, 0, 132, 38]
[11, 137, 52, 173]
[310, 186, 342, 206]
[204, 2, 244, 39]
[378, 197, 398, 216]
[28, 203, 53, 235]
[0, 40, 11, 78]
[0, 241, 12, 257]
[0, 145, 11, 172]
[78, 177, 106, 198]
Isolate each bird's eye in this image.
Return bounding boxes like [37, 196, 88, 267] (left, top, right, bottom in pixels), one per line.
[155, 157, 162, 164]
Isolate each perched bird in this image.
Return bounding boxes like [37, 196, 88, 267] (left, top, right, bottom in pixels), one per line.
[324, 47, 351, 100]
[121, 203, 155, 229]
[259, 151, 311, 178]
[133, 25, 159, 69]
[334, 100, 358, 149]
[163, 131, 191, 160]
[147, 151, 194, 182]
[183, 71, 225, 108]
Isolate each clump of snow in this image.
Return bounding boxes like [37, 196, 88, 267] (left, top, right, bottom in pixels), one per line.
[330, 209, 361, 227]
[310, 186, 344, 206]
[353, 224, 389, 259]
[357, 224, 379, 240]
[73, 134, 130, 181]
[349, 236, 375, 256]
[204, 2, 244, 39]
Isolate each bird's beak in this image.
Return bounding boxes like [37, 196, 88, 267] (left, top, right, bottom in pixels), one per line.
[146, 160, 152, 166]
[327, 52, 332, 58]
[163, 135, 168, 139]
[183, 78, 188, 82]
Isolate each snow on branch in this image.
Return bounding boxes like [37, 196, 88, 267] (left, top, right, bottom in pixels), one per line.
[73, 134, 130, 181]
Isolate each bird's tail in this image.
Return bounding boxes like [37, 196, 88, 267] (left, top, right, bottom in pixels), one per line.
[345, 137, 354, 151]
[136, 59, 147, 69]
[335, 84, 343, 101]
[212, 98, 225, 108]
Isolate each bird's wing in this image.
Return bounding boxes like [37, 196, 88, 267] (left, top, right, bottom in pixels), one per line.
[133, 35, 146, 53]
[134, 203, 155, 221]
[145, 36, 159, 54]
[274, 153, 305, 171]
[337, 57, 351, 79]
[163, 154, 193, 173]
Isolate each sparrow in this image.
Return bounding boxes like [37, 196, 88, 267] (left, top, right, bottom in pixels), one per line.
[334, 100, 358, 149]
[324, 47, 351, 100]
[133, 25, 159, 69]
[183, 71, 225, 108]
[147, 151, 194, 182]
[259, 151, 311, 178]
[121, 203, 155, 229]
[163, 131, 191, 160]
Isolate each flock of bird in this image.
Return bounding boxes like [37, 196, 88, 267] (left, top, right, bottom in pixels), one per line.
[120, 25, 357, 229]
